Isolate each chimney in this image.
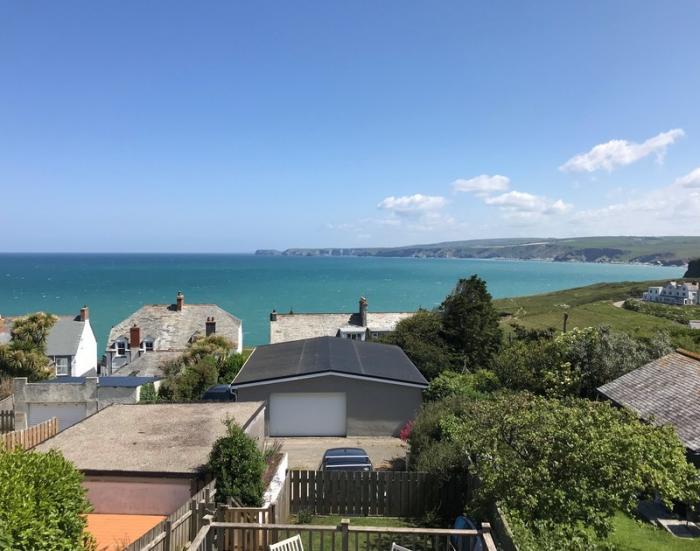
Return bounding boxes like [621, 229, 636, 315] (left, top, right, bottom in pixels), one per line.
[80, 305, 89, 321]
[270, 309, 278, 322]
[359, 296, 368, 327]
[130, 324, 141, 349]
[176, 291, 184, 312]
[206, 316, 216, 336]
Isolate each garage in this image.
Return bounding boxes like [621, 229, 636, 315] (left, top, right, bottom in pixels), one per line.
[232, 337, 428, 437]
[28, 403, 87, 431]
[269, 392, 346, 436]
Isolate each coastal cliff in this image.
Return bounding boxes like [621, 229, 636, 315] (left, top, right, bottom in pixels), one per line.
[256, 236, 700, 266]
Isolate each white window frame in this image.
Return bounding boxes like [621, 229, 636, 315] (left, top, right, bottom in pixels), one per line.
[55, 357, 70, 376]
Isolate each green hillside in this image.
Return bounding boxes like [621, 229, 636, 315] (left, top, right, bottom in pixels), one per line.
[494, 280, 700, 351]
[257, 236, 700, 266]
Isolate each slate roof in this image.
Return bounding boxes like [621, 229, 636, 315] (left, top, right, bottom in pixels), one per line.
[112, 351, 182, 377]
[35, 402, 265, 474]
[598, 350, 700, 453]
[107, 303, 241, 351]
[45, 318, 85, 356]
[233, 336, 428, 387]
[49, 376, 160, 388]
[270, 311, 414, 343]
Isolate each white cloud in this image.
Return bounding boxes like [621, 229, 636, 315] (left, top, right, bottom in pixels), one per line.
[559, 128, 685, 173]
[452, 175, 510, 196]
[377, 193, 446, 215]
[675, 167, 700, 188]
[483, 190, 572, 216]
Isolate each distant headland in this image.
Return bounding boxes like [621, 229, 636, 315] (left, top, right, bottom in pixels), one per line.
[256, 236, 700, 267]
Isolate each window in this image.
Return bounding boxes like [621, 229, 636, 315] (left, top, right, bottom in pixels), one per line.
[116, 341, 126, 356]
[144, 340, 154, 352]
[55, 357, 69, 376]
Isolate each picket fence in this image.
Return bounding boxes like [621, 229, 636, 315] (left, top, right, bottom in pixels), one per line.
[0, 417, 57, 449]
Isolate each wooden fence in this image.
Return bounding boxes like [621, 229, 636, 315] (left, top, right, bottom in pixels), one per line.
[187, 519, 498, 551]
[124, 480, 218, 551]
[0, 410, 14, 433]
[289, 470, 453, 518]
[0, 417, 57, 449]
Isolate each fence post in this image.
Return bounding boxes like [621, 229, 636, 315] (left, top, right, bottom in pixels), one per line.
[340, 518, 350, 551]
[162, 519, 172, 551]
[481, 522, 498, 551]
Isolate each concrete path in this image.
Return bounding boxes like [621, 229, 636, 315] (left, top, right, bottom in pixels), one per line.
[276, 436, 407, 470]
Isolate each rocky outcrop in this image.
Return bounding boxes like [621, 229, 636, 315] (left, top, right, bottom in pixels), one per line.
[685, 259, 700, 278]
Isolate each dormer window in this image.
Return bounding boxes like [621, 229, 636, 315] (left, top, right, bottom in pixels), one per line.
[115, 340, 127, 357]
[144, 338, 154, 352]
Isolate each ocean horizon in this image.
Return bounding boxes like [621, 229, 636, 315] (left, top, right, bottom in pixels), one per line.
[0, 253, 684, 352]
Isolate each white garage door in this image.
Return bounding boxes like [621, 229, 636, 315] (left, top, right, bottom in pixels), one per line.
[269, 393, 346, 436]
[28, 403, 87, 431]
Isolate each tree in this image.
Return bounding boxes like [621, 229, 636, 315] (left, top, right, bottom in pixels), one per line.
[9, 313, 57, 351]
[208, 420, 266, 506]
[440, 276, 502, 371]
[424, 369, 500, 402]
[417, 393, 700, 543]
[380, 310, 460, 379]
[0, 447, 95, 550]
[493, 326, 673, 398]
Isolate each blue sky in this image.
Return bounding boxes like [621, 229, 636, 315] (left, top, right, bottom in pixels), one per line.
[1, 1, 699, 252]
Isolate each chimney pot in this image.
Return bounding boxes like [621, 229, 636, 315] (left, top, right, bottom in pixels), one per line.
[359, 296, 368, 327]
[130, 324, 141, 349]
[80, 305, 89, 321]
[176, 291, 184, 312]
[206, 317, 216, 337]
[270, 309, 278, 322]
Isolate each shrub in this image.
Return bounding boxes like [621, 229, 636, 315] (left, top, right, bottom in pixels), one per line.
[139, 382, 158, 403]
[0, 447, 94, 550]
[209, 420, 266, 506]
[399, 420, 414, 442]
[424, 370, 500, 402]
[296, 509, 313, 524]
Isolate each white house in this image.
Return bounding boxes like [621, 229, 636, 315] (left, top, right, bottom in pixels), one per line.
[0, 307, 97, 377]
[643, 281, 699, 306]
[104, 292, 243, 375]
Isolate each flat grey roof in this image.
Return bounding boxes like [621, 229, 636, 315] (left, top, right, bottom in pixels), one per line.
[35, 402, 265, 474]
[598, 350, 700, 453]
[50, 376, 160, 388]
[233, 336, 427, 387]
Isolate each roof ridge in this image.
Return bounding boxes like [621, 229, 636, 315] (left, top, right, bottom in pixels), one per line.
[676, 348, 700, 362]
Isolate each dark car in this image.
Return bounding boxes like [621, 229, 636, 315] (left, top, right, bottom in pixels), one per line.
[201, 384, 235, 401]
[320, 447, 373, 471]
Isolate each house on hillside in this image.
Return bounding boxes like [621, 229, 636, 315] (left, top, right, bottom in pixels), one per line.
[104, 292, 243, 375]
[643, 281, 699, 305]
[232, 336, 427, 437]
[34, 402, 265, 515]
[597, 349, 700, 464]
[269, 296, 414, 343]
[0, 307, 97, 377]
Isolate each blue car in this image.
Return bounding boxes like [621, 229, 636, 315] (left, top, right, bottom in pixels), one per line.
[320, 447, 373, 472]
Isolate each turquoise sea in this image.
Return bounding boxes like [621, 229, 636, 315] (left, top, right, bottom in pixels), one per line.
[0, 254, 684, 351]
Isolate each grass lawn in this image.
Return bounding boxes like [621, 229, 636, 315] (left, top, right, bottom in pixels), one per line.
[286, 515, 430, 550]
[609, 512, 700, 550]
[493, 280, 700, 351]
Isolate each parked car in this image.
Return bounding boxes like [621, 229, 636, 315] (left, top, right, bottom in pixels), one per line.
[202, 384, 235, 401]
[320, 447, 373, 471]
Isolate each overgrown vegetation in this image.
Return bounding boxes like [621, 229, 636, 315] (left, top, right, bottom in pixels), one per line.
[0, 312, 57, 382]
[208, 420, 266, 507]
[157, 336, 249, 401]
[623, 297, 697, 325]
[410, 393, 699, 549]
[0, 446, 95, 550]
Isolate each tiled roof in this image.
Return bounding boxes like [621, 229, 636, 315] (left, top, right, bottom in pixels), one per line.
[112, 351, 182, 377]
[270, 311, 414, 343]
[107, 303, 241, 351]
[598, 350, 700, 452]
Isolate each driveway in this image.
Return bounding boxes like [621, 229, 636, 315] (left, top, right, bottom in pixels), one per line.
[276, 436, 407, 471]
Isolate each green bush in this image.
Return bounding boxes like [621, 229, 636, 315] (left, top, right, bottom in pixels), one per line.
[0, 447, 94, 550]
[208, 420, 266, 506]
[139, 382, 158, 403]
[424, 370, 500, 402]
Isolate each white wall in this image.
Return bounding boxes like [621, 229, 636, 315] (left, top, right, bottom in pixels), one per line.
[83, 475, 193, 515]
[74, 321, 97, 376]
